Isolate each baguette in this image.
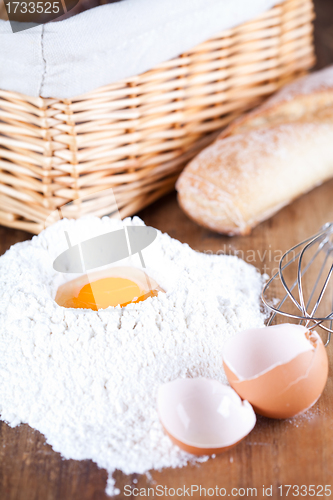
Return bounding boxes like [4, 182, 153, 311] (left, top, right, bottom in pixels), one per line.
[176, 66, 333, 235]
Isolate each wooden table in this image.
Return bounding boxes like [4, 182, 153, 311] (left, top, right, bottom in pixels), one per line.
[1, 1, 333, 498]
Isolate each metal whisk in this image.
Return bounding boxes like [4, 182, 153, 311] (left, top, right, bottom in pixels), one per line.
[262, 223, 333, 346]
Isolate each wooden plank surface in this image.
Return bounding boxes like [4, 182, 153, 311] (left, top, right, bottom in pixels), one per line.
[1, 1, 333, 498]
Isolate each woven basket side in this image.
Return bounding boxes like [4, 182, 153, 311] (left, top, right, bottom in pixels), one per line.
[0, 0, 315, 234]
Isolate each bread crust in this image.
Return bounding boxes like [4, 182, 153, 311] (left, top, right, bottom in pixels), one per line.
[176, 66, 333, 235]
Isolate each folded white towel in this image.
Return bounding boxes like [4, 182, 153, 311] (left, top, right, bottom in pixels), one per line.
[0, 0, 278, 99]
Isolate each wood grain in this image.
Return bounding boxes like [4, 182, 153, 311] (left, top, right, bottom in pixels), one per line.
[1, 1, 333, 498]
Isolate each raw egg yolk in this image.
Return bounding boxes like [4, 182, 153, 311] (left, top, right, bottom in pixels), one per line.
[57, 277, 158, 311]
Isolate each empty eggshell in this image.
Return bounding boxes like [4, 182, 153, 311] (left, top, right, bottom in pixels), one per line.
[157, 378, 256, 455]
[223, 324, 329, 419]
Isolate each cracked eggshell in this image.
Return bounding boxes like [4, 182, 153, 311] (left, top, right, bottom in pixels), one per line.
[223, 324, 329, 419]
[157, 378, 256, 455]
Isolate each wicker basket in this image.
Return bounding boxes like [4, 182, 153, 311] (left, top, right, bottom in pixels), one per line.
[0, 0, 315, 234]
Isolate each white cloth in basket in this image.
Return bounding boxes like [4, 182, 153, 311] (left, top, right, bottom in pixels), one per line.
[0, 0, 278, 99]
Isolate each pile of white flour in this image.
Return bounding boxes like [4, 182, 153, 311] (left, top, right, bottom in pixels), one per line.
[0, 216, 265, 496]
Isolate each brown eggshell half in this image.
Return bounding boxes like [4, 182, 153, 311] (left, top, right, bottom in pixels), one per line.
[223, 324, 329, 419]
[157, 378, 256, 455]
[162, 426, 244, 456]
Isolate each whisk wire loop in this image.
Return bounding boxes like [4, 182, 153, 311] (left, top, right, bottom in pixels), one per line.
[262, 223, 333, 346]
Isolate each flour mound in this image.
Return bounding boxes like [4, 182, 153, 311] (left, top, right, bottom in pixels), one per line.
[0, 216, 265, 496]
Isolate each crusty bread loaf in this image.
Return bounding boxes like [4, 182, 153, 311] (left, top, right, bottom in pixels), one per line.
[176, 66, 333, 235]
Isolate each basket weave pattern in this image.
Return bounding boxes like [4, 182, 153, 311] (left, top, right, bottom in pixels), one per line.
[0, 0, 315, 234]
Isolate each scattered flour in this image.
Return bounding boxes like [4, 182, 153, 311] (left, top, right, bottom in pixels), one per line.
[0, 216, 266, 496]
